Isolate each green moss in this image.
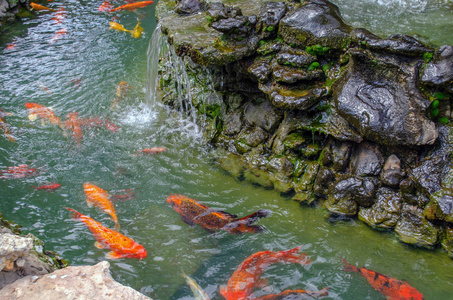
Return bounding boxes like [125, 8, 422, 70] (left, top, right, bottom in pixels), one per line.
[439, 117, 449, 125]
[431, 99, 439, 109]
[423, 52, 433, 63]
[434, 92, 447, 100]
[307, 62, 320, 71]
[265, 26, 275, 32]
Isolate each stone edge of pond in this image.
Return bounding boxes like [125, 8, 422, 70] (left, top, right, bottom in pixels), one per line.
[0, 0, 34, 28]
[0, 212, 152, 299]
[155, 0, 453, 258]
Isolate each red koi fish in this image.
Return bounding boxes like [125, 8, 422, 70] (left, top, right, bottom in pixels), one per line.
[6, 43, 16, 50]
[64, 207, 147, 259]
[98, 0, 113, 12]
[341, 259, 424, 300]
[63, 112, 119, 144]
[0, 164, 38, 179]
[110, 1, 154, 12]
[51, 7, 66, 24]
[254, 287, 329, 300]
[50, 28, 67, 43]
[64, 112, 82, 144]
[25, 102, 61, 126]
[84, 183, 120, 231]
[167, 194, 272, 234]
[31, 183, 61, 191]
[135, 147, 167, 155]
[220, 246, 312, 300]
[30, 2, 56, 11]
[110, 189, 136, 202]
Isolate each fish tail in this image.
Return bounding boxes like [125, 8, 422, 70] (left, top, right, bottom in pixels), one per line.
[235, 209, 272, 225]
[277, 246, 312, 265]
[341, 258, 359, 273]
[64, 207, 82, 220]
[114, 222, 120, 231]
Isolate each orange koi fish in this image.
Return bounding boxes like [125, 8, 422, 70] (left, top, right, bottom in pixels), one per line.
[50, 28, 67, 43]
[110, 189, 136, 202]
[111, 81, 132, 109]
[30, 2, 56, 11]
[110, 1, 154, 12]
[109, 21, 133, 34]
[167, 194, 272, 234]
[51, 7, 66, 24]
[64, 207, 147, 259]
[0, 108, 15, 142]
[254, 288, 329, 300]
[98, 0, 113, 12]
[0, 164, 38, 179]
[341, 259, 424, 300]
[25, 102, 61, 126]
[6, 43, 16, 50]
[31, 183, 61, 191]
[220, 246, 312, 300]
[84, 183, 120, 231]
[64, 112, 82, 144]
[135, 147, 167, 155]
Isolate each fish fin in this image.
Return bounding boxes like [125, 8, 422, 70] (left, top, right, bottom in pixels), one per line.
[28, 114, 37, 121]
[219, 285, 228, 299]
[106, 251, 124, 259]
[181, 215, 195, 226]
[85, 197, 94, 207]
[341, 258, 359, 273]
[94, 241, 103, 249]
[64, 207, 81, 220]
[214, 210, 237, 219]
[114, 222, 120, 231]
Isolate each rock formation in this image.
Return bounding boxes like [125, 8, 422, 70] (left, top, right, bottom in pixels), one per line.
[154, 0, 453, 257]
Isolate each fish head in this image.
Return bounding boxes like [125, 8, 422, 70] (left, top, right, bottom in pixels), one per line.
[25, 103, 37, 109]
[167, 194, 185, 213]
[126, 244, 147, 260]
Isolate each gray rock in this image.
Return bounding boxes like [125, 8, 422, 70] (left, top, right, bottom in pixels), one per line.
[244, 100, 282, 132]
[275, 48, 317, 68]
[395, 204, 440, 247]
[175, 0, 207, 15]
[349, 142, 384, 177]
[313, 167, 335, 197]
[329, 140, 352, 172]
[224, 110, 243, 135]
[333, 48, 438, 146]
[359, 187, 402, 228]
[272, 64, 324, 84]
[267, 156, 294, 177]
[257, 2, 287, 39]
[279, 0, 352, 49]
[421, 45, 453, 90]
[0, 261, 152, 300]
[248, 56, 273, 82]
[380, 154, 405, 188]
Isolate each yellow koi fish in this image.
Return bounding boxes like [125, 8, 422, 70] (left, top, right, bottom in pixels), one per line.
[109, 21, 132, 34]
[131, 20, 144, 39]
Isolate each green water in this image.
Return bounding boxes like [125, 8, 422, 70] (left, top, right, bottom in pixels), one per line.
[1, 1, 453, 300]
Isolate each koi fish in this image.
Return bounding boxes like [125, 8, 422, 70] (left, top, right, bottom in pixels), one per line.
[110, 1, 154, 12]
[0, 164, 38, 179]
[109, 21, 133, 34]
[6, 43, 16, 50]
[111, 81, 132, 109]
[30, 2, 56, 11]
[131, 19, 144, 39]
[110, 189, 136, 202]
[98, 0, 113, 12]
[220, 246, 312, 300]
[341, 259, 424, 300]
[167, 194, 272, 234]
[135, 147, 167, 155]
[64, 207, 147, 259]
[64, 112, 82, 144]
[84, 183, 120, 231]
[50, 28, 67, 43]
[25, 102, 61, 126]
[254, 287, 329, 300]
[31, 183, 61, 191]
[51, 7, 66, 24]
[0, 108, 15, 142]
[182, 271, 210, 300]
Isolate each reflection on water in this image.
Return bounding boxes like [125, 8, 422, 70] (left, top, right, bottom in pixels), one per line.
[0, 1, 453, 300]
[330, 0, 453, 46]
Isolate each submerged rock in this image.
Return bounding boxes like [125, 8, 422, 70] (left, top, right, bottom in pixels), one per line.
[359, 188, 402, 229]
[0, 261, 152, 300]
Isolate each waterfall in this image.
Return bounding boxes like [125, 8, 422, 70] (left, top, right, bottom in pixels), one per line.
[145, 23, 224, 138]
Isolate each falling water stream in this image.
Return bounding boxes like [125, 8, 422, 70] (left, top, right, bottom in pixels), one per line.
[1, 0, 453, 299]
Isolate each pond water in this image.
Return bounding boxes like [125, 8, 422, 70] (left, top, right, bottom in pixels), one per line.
[1, 1, 453, 299]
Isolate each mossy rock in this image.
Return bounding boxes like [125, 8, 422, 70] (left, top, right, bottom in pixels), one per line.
[244, 167, 274, 188]
[217, 153, 245, 179]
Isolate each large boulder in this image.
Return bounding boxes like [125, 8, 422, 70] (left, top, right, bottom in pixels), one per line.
[333, 48, 438, 146]
[421, 45, 453, 92]
[0, 261, 152, 300]
[279, 0, 352, 49]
